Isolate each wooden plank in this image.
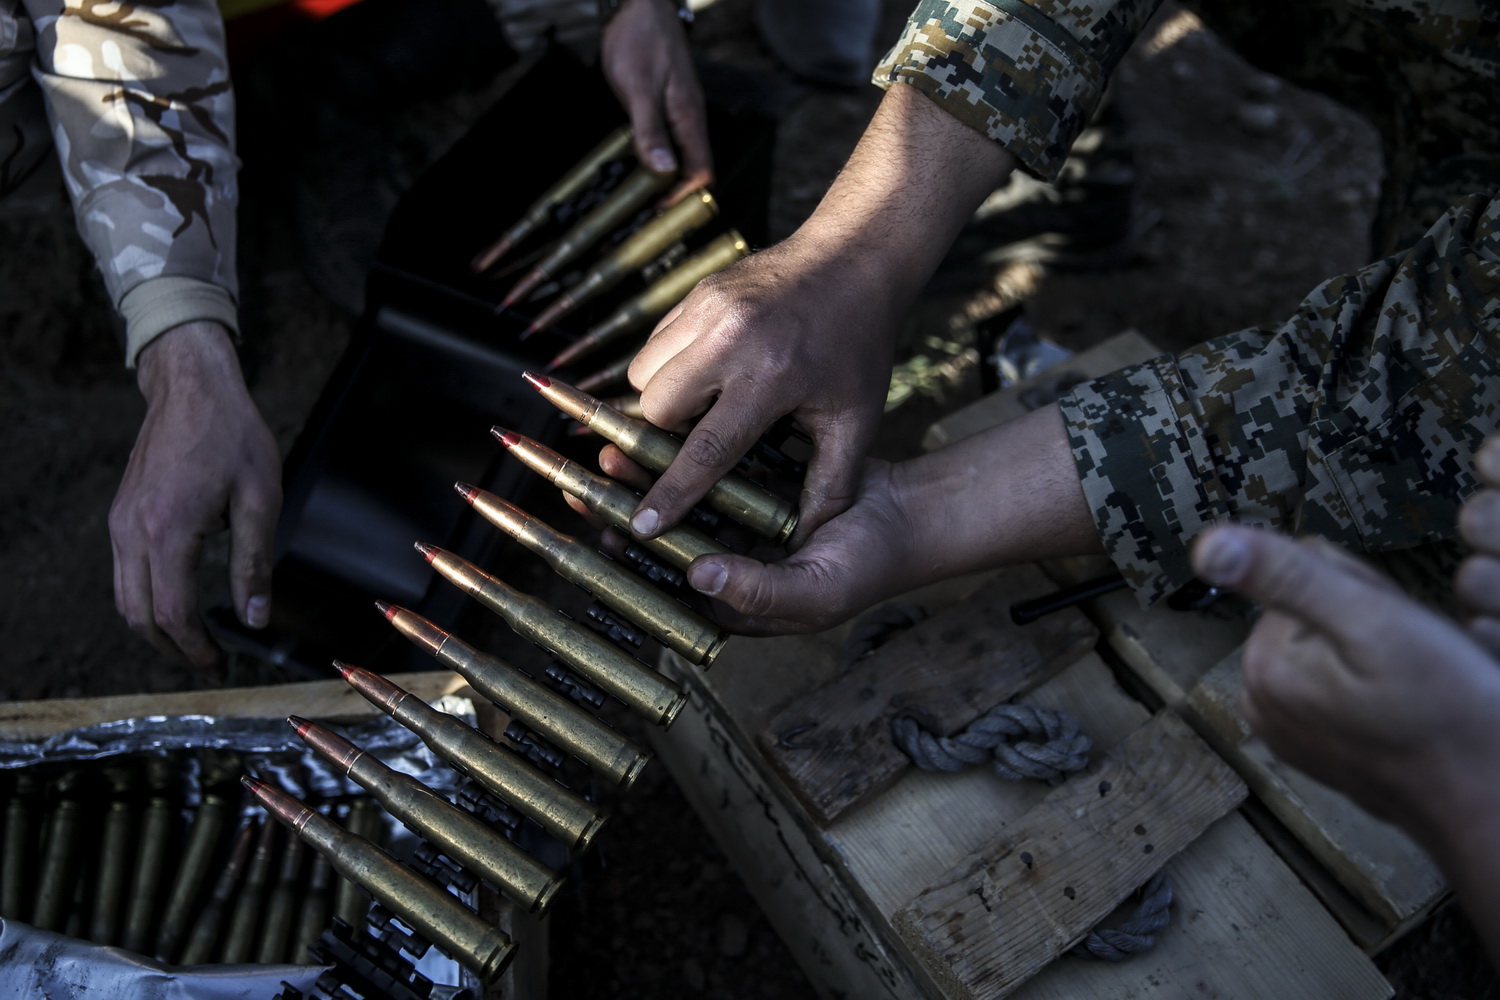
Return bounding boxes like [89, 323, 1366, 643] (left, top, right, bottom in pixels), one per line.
[893, 712, 1245, 1000]
[0, 672, 473, 740]
[922, 330, 1161, 452]
[758, 565, 1098, 826]
[1183, 652, 1446, 938]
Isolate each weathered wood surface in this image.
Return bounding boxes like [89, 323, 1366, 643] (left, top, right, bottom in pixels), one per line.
[922, 330, 1160, 452]
[893, 711, 1245, 1000]
[655, 578, 1393, 999]
[0, 671, 474, 740]
[1185, 651, 1446, 943]
[758, 566, 1098, 827]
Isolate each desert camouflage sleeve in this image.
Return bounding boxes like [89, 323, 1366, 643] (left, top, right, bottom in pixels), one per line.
[872, 0, 1160, 181]
[26, 0, 238, 365]
[1058, 193, 1500, 605]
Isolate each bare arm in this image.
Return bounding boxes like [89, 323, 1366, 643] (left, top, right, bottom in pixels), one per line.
[626, 83, 1017, 541]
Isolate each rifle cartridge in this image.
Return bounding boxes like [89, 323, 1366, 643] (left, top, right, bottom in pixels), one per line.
[456, 484, 729, 665]
[31, 777, 83, 932]
[155, 792, 229, 962]
[528, 190, 718, 335]
[291, 717, 562, 914]
[574, 352, 635, 394]
[547, 231, 750, 371]
[244, 777, 515, 985]
[221, 815, 279, 963]
[255, 832, 304, 964]
[179, 818, 255, 965]
[294, 852, 333, 963]
[522, 372, 798, 542]
[502, 168, 674, 309]
[475, 125, 632, 270]
[122, 792, 174, 954]
[1, 772, 38, 922]
[89, 786, 134, 945]
[334, 662, 606, 850]
[419, 542, 686, 726]
[494, 427, 727, 574]
[377, 602, 651, 787]
[333, 798, 380, 929]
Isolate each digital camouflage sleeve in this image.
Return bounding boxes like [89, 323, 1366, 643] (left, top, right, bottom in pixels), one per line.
[876, 0, 1500, 602]
[0, 0, 238, 366]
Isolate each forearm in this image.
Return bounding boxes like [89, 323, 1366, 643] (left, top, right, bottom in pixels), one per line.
[795, 82, 1016, 310]
[890, 403, 1102, 589]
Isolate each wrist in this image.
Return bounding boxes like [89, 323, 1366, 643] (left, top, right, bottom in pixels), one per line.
[136, 321, 244, 404]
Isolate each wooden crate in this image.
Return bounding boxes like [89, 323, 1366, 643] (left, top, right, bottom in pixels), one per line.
[649, 564, 1392, 998]
[923, 331, 1446, 949]
[0, 672, 545, 1000]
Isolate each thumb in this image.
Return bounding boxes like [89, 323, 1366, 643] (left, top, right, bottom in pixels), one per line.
[686, 551, 849, 634]
[625, 91, 678, 175]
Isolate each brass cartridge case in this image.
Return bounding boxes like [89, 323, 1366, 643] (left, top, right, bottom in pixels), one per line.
[502, 168, 674, 308]
[335, 662, 606, 850]
[179, 818, 255, 965]
[32, 791, 82, 932]
[255, 832, 304, 964]
[522, 372, 798, 542]
[1, 772, 38, 922]
[528, 190, 718, 334]
[295, 852, 333, 963]
[476, 126, 632, 270]
[244, 777, 515, 985]
[548, 231, 749, 370]
[291, 717, 562, 914]
[89, 799, 133, 945]
[419, 543, 686, 727]
[221, 815, 278, 963]
[457, 484, 729, 665]
[493, 428, 727, 573]
[333, 798, 380, 929]
[155, 792, 229, 962]
[378, 602, 650, 786]
[123, 793, 174, 954]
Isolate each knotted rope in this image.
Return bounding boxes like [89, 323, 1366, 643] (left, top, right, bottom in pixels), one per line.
[1072, 872, 1174, 961]
[891, 703, 1092, 783]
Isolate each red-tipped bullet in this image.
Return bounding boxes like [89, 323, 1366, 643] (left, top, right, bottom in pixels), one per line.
[288, 715, 311, 738]
[414, 540, 438, 563]
[471, 236, 511, 274]
[525, 295, 576, 339]
[522, 371, 551, 390]
[491, 427, 521, 449]
[454, 481, 480, 503]
[374, 600, 398, 622]
[499, 267, 546, 311]
[332, 660, 354, 680]
[241, 775, 267, 796]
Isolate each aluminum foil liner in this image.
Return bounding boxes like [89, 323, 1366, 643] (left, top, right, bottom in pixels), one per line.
[0, 694, 486, 997]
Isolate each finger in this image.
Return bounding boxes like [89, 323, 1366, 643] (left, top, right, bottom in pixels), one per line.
[1192, 526, 1401, 652]
[663, 76, 713, 199]
[111, 518, 175, 660]
[1456, 553, 1500, 618]
[1458, 489, 1500, 558]
[1467, 615, 1500, 661]
[628, 305, 692, 394]
[624, 87, 678, 175]
[1476, 436, 1500, 490]
[685, 551, 848, 635]
[794, 416, 871, 541]
[598, 444, 655, 493]
[633, 398, 773, 537]
[228, 480, 279, 630]
[147, 527, 222, 670]
[562, 490, 609, 531]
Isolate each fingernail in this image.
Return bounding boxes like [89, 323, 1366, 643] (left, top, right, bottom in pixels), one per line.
[631, 508, 659, 536]
[690, 561, 727, 596]
[647, 147, 676, 173]
[1195, 529, 1250, 586]
[245, 595, 270, 629]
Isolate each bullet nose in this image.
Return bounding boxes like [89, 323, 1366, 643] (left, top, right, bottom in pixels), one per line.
[522, 371, 551, 389]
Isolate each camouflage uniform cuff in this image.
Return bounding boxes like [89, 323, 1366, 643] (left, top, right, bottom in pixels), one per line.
[120, 277, 240, 369]
[1057, 354, 1221, 605]
[872, 0, 1106, 182]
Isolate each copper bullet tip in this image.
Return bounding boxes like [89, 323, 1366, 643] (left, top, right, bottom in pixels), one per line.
[522, 371, 551, 389]
[241, 775, 265, 794]
[287, 715, 310, 737]
[491, 427, 521, 448]
[374, 599, 398, 622]
[454, 481, 480, 503]
[332, 659, 354, 679]
[413, 540, 438, 562]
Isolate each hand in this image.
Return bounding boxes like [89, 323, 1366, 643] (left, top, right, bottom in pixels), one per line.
[627, 230, 900, 542]
[110, 322, 282, 669]
[1456, 436, 1500, 657]
[1191, 525, 1500, 847]
[600, 0, 712, 201]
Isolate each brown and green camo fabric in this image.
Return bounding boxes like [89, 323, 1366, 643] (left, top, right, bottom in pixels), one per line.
[0, 0, 237, 358]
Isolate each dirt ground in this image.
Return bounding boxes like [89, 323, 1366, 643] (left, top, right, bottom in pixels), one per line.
[0, 0, 1496, 996]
